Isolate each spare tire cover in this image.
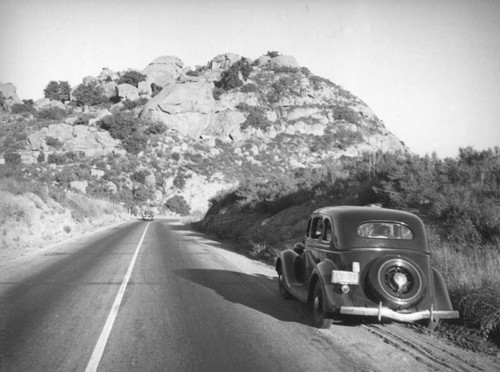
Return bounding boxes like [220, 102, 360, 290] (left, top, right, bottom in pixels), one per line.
[368, 256, 426, 308]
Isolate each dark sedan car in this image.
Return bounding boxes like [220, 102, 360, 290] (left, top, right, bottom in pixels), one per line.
[275, 206, 459, 329]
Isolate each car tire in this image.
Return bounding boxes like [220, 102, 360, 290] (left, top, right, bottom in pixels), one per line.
[312, 282, 332, 329]
[368, 256, 426, 309]
[278, 272, 292, 299]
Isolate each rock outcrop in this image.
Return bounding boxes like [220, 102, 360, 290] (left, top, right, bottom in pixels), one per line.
[142, 56, 184, 87]
[0, 82, 22, 109]
[27, 123, 122, 158]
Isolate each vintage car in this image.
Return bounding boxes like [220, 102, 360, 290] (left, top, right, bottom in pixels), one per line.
[275, 206, 459, 329]
[142, 210, 154, 221]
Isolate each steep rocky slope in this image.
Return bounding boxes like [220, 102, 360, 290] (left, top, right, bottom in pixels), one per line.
[1, 52, 408, 216]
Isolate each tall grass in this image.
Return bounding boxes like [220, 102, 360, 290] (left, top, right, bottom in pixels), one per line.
[428, 228, 500, 342]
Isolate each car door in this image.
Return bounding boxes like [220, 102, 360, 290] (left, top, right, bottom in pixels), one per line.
[305, 215, 330, 284]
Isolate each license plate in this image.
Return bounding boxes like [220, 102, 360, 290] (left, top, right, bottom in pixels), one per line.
[332, 270, 359, 285]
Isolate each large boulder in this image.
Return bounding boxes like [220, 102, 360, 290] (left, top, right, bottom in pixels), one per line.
[116, 83, 139, 101]
[0, 82, 22, 109]
[269, 55, 300, 68]
[142, 56, 184, 87]
[208, 53, 241, 70]
[98, 67, 119, 82]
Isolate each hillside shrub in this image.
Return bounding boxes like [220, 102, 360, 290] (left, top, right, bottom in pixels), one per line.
[36, 107, 68, 121]
[270, 66, 300, 74]
[4, 152, 21, 166]
[173, 172, 187, 190]
[132, 185, 154, 202]
[237, 104, 271, 131]
[45, 136, 63, 148]
[214, 58, 253, 91]
[123, 132, 148, 154]
[11, 100, 35, 114]
[73, 81, 107, 106]
[165, 195, 191, 216]
[266, 50, 280, 58]
[0, 92, 5, 110]
[117, 71, 147, 88]
[131, 169, 149, 184]
[43, 80, 71, 102]
[151, 83, 163, 97]
[332, 105, 362, 124]
[47, 153, 67, 165]
[240, 84, 258, 93]
[97, 112, 139, 140]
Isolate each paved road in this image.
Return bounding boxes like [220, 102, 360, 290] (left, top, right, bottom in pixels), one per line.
[1, 219, 431, 371]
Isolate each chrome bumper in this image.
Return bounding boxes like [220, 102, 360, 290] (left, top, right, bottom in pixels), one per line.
[340, 303, 459, 322]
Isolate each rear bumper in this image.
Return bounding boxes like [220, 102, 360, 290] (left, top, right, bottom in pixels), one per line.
[340, 304, 459, 322]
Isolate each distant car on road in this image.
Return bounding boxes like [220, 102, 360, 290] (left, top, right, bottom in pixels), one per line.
[142, 211, 154, 221]
[275, 206, 459, 329]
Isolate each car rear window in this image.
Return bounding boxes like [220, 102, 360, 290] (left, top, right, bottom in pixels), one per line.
[357, 222, 413, 240]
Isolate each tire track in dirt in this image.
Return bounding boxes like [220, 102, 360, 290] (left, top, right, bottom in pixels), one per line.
[363, 323, 498, 371]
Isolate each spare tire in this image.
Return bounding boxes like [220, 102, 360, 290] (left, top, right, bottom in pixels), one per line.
[368, 256, 426, 309]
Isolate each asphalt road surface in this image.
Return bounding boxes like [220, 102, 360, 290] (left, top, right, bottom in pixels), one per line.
[1, 219, 497, 371]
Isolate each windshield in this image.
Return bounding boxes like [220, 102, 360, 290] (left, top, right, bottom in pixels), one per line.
[357, 222, 413, 240]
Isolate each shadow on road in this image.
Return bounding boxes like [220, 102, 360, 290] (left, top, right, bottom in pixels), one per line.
[175, 268, 311, 326]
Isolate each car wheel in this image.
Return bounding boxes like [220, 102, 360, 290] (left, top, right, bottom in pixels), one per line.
[312, 282, 332, 329]
[278, 272, 292, 299]
[369, 256, 426, 309]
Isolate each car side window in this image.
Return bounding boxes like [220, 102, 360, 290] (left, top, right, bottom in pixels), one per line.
[323, 219, 333, 242]
[310, 217, 323, 239]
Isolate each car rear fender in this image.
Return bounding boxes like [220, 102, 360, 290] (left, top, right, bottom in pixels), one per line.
[308, 260, 343, 314]
[431, 268, 455, 311]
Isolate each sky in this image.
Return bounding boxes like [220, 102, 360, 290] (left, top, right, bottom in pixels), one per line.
[1, 0, 499, 158]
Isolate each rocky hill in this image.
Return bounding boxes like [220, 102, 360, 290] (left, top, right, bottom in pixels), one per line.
[0, 52, 408, 217]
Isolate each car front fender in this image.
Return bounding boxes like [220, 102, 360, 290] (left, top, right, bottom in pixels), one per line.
[276, 250, 302, 287]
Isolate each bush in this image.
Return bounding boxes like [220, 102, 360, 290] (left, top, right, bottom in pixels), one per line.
[237, 105, 271, 131]
[266, 51, 280, 58]
[4, 152, 21, 166]
[131, 169, 149, 184]
[165, 195, 191, 216]
[123, 132, 148, 154]
[240, 84, 258, 93]
[212, 87, 225, 100]
[36, 107, 68, 121]
[11, 100, 35, 114]
[98, 112, 138, 140]
[132, 185, 154, 202]
[117, 71, 147, 88]
[0, 92, 6, 110]
[73, 81, 107, 106]
[43, 81, 71, 102]
[214, 58, 253, 91]
[45, 136, 63, 148]
[151, 83, 163, 97]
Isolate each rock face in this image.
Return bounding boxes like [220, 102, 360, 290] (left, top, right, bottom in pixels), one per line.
[142, 56, 185, 87]
[116, 83, 139, 101]
[0, 82, 22, 109]
[208, 53, 241, 70]
[27, 124, 121, 157]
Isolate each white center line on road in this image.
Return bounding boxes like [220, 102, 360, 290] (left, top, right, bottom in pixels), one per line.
[85, 222, 151, 372]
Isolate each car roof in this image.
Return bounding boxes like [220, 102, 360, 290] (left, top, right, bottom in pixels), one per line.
[313, 206, 421, 223]
[311, 206, 428, 251]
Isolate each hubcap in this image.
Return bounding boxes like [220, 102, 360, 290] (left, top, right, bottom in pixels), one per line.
[314, 296, 320, 310]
